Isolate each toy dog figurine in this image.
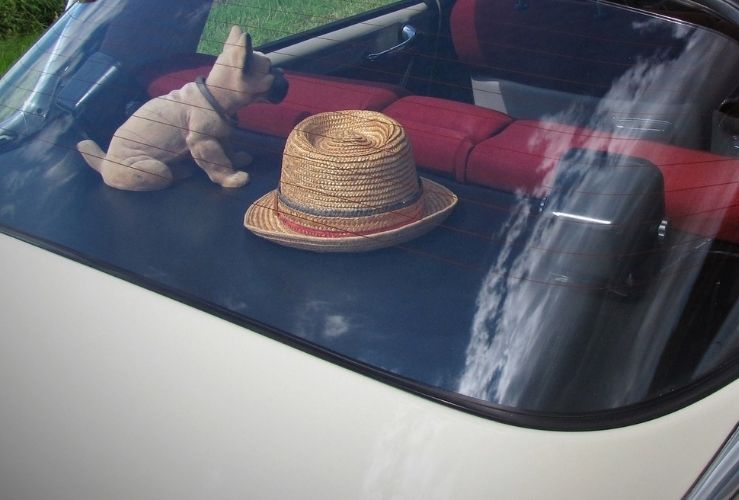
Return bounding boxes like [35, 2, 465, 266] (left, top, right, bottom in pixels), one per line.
[77, 26, 288, 191]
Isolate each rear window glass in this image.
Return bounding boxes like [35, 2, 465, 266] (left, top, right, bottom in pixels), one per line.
[1, 0, 739, 428]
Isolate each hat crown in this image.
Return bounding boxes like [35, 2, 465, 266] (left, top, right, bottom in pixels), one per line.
[279, 111, 421, 218]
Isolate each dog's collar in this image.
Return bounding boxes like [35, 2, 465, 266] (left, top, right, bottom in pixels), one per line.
[195, 76, 239, 128]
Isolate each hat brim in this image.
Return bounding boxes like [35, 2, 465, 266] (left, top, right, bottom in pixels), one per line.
[244, 178, 458, 252]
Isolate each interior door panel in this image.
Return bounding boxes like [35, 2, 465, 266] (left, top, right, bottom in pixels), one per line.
[271, 2, 438, 89]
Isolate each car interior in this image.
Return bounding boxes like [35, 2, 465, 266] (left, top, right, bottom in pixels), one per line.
[123, 0, 739, 243]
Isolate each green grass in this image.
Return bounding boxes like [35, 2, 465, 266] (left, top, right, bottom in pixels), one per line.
[0, 0, 64, 38]
[0, 30, 40, 75]
[197, 0, 392, 55]
[0, 0, 395, 73]
[0, 0, 63, 75]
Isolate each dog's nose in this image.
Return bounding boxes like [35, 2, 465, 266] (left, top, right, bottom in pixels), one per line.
[266, 68, 289, 103]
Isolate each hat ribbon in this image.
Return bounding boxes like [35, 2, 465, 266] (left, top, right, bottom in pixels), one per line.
[276, 211, 417, 238]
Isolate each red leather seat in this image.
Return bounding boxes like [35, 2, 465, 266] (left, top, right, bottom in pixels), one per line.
[143, 57, 408, 137]
[383, 96, 512, 180]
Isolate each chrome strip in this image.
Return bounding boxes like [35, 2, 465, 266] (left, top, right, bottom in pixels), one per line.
[686, 424, 739, 499]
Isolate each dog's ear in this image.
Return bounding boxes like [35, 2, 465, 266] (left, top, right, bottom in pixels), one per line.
[244, 33, 254, 72]
[226, 25, 243, 47]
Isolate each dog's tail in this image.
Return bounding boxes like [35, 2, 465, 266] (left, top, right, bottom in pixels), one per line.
[76, 140, 106, 173]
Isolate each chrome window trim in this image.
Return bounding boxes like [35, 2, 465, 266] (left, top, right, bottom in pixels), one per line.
[687, 423, 739, 499]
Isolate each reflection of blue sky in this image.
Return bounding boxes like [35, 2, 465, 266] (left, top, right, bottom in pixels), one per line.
[0, 125, 86, 220]
[457, 25, 730, 410]
[697, 299, 739, 376]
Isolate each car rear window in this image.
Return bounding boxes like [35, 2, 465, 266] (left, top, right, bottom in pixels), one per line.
[1, 0, 738, 429]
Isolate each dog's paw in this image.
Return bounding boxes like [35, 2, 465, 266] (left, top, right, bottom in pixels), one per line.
[221, 170, 249, 188]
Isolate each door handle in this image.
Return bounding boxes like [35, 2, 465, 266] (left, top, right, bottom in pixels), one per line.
[366, 25, 416, 61]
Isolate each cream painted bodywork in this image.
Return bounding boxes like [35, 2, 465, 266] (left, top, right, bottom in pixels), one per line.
[0, 232, 737, 500]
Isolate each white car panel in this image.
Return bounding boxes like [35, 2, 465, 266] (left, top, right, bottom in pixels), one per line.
[1, 232, 737, 500]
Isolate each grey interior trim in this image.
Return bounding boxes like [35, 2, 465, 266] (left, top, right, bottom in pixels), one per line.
[268, 3, 428, 66]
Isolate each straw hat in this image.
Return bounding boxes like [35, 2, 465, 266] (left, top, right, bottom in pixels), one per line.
[244, 110, 457, 252]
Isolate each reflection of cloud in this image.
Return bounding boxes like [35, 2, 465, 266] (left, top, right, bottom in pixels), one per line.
[294, 300, 352, 340]
[629, 33, 720, 137]
[457, 26, 723, 410]
[457, 192, 570, 407]
[632, 18, 692, 39]
[457, 197, 535, 402]
[458, 183, 709, 410]
[531, 25, 726, 154]
[324, 315, 349, 338]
